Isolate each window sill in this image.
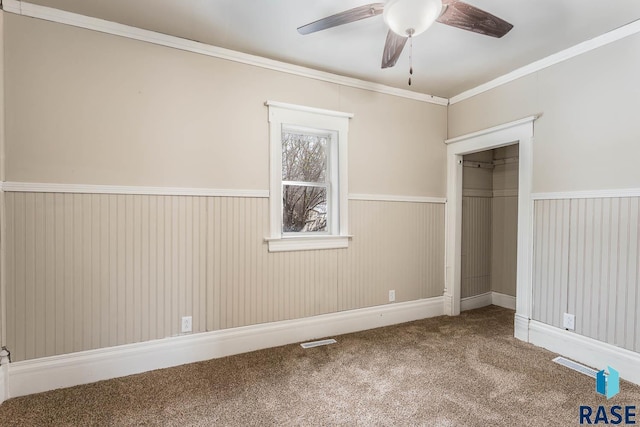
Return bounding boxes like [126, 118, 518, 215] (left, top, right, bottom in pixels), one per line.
[265, 235, 351, 252]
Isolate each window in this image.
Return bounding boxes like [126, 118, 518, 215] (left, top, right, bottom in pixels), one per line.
[281, 127, 331, 234]
[266, 101, 352, 252]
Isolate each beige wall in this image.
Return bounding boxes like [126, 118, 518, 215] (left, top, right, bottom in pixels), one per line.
[2, 14, 447, 361]
[462, 151, 493, 193]
[0, 11, 4, 182]
[342, 87, 446, 197]
[5, 14, 447, 197]
[449, 32, 640, 193]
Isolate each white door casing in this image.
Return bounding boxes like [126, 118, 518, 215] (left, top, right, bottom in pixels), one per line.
[444, 116, 537, 341]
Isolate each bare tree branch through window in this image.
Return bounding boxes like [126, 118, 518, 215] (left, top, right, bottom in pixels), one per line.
[281, 131, 329, 232]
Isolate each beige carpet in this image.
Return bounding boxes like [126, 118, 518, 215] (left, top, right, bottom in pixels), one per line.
[1, 306, 639, 426]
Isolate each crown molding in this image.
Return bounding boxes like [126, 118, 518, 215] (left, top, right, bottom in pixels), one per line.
[6, 1, 640, 111]
[450, 18, 640, 105]
[2, 0, 448, 106]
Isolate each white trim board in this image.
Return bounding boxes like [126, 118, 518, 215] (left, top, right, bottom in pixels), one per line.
[4, 297, 443, 399]
[0, 367, 6, 405]
[266, 101, 350, 252]
[450, 19, 640, 104]
[265, 235, 350, 252]
[445, 116, 539, 145]
[265, 101, 354, 119]
[529, 320, 640, 387]
[460, 292, 516, 311]
[491, 292, 517, 310]
[460, 292, 493, 311]
[2, 0, 447, 106]
[532, 188, 640, 200]
[0, 182, 450, 204]
[348, 194, 446, 204]
[444, 116, 535, 344]
[0, 181, 447, 204]
[493, 189, 518, 198]
[462, 189, 493, 198]
[0, 181, 270, 198]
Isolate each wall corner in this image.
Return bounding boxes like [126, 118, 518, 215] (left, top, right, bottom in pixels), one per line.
[0, 8, 6, 353]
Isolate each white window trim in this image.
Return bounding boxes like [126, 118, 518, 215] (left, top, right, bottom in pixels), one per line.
[265, 101, 352, 252]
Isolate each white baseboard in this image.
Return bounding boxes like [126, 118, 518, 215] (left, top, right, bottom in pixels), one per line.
[460, 291, 516, 311]
[0, 366, 6, 404]
[529, 320, 640, 386]
[514, 313, 530, 341]
[491, 292, 516, 310]
[443, 292, 455, 316]
[460, 292, 493, 311]
[5, 297, 444, 399]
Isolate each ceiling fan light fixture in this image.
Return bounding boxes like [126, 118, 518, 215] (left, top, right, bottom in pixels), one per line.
[383, 0, 443, 37]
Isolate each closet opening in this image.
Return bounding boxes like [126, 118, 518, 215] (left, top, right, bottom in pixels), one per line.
[460, 144, 519, 311]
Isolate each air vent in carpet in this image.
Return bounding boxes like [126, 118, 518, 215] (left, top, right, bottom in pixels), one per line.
[300, 339, 337, 349]
[553, 356, 598, 378]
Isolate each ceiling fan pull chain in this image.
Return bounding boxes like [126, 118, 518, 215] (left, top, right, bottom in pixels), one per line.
[408, 34, 413, 86]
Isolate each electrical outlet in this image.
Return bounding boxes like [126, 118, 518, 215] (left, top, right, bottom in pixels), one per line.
[389, 290, 396, 302]
[563, 313, 575, 331]
[181, 316, 192, 333]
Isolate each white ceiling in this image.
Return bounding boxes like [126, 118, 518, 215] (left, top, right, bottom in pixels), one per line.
[24, 0, 640, 98]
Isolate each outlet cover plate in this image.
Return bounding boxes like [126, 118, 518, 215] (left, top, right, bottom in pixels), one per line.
[181, 316, 192, 333]
[389, 290, 396, 302]
[563, 313, 575, 330]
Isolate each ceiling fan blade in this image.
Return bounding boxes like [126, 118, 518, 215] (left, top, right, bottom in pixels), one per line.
[381, 30, 408, 69]
[297, 3, 385, 35]
[437, 1, 513, 38]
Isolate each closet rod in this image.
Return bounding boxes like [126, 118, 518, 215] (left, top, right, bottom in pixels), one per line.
[462, 160, 494, 169]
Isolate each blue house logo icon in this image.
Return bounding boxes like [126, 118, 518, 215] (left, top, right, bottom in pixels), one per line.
[596, 366, 620, 399]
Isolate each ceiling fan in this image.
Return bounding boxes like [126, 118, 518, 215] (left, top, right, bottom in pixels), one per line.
[297, 0, 513, 75]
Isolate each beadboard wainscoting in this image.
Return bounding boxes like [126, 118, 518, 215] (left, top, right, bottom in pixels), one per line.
[532, 196, 640, 353]
[4, 191, 445, 362]
[460, 196, 492, 298]
[491, 195, 518, 297]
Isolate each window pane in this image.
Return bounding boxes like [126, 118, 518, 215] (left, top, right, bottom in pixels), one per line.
[282, 185, 327, 232]
[282, 132, 328, 183]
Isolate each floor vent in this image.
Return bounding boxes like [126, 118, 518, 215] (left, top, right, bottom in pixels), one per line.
[553, 356, 598, 378]
[300, 339, 337, 349]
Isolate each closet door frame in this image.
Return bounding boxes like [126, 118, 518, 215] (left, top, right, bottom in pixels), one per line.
[444, 116, 537, 342]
